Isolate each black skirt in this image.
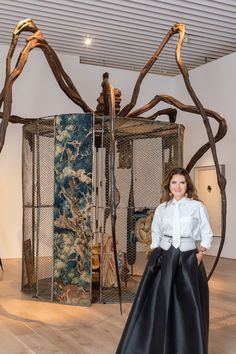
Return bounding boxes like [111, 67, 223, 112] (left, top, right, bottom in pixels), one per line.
[116, 246, 209, 354]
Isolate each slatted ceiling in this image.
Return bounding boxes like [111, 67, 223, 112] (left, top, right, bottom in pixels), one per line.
[0, 0, 236, 76]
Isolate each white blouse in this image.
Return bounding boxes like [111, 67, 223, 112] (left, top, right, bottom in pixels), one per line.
[151, 197, 213, 250]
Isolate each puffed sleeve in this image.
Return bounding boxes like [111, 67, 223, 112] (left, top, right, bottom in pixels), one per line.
[150, 205, 162, 250]
[199, 203, 213, 249]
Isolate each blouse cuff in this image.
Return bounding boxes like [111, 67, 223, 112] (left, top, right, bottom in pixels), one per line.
[200, 240, 212, 250]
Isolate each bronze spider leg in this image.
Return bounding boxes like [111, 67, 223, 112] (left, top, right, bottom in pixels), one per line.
[121, 23, 227, 279]
[0, 18, 93, 153]
[175, 29, 227, 279]
[146, 108, 178, 123]
[128, 95, 227, 165]
[118, 23, 186, 117]
[0, 18, 37, 107]
[129, 94, 227, 279]
[102, 76, 122, 313]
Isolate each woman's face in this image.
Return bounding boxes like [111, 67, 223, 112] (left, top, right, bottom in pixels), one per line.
[169, 174, 187, 200]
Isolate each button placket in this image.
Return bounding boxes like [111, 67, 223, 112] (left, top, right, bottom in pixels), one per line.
[172, 203, 181, 248]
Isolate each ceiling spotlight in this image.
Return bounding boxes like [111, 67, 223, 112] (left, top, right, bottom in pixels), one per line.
[84, 36, 92, 47]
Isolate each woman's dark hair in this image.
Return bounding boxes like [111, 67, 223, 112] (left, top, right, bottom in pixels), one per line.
[161, 167, 199, 203]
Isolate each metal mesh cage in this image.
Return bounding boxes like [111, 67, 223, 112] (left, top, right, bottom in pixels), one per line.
[22, 118, 55, 300]
[22, 115, 184, 304]
[92, 117, 184, 304]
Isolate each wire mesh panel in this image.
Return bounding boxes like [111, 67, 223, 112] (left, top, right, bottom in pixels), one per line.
[92, 117, 184, 304]
[22, 115, 184, 306]
[22, 114, 93, 305]
[22, 118, 55, 300]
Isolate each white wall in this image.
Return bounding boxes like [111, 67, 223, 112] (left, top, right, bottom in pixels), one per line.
[174, 52, 236, 259]
[1, 41, 235, 260]
[0, 43, 174, 259]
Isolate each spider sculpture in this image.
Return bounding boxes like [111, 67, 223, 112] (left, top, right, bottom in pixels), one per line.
[0, 19, 227, 310]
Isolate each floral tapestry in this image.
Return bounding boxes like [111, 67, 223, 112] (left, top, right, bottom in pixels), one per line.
[53, 113, 93, 305]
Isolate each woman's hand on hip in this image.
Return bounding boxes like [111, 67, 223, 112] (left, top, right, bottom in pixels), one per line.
[196, 251, 204, 265]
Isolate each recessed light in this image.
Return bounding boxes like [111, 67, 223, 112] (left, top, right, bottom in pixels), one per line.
[84, 36, 92, 47]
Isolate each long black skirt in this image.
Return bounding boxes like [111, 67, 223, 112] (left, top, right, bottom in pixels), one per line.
[116, 246, 209, 354]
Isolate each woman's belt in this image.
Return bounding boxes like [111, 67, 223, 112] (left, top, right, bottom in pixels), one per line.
[160, 235, 196, 251]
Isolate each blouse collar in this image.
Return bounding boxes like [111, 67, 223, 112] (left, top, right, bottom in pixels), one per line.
[169, 196, 189, 206]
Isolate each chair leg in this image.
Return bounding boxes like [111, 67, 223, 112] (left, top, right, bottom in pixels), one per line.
[0, 258, 3, 271]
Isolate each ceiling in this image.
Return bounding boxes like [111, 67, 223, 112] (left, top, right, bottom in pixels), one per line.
[0, 0, 236, 76]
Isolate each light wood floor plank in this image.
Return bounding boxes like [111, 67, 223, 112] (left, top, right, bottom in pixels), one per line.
[0, 322, 35, 354]
[0, 257, 235, 354]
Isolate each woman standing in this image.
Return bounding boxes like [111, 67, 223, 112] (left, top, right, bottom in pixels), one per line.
[116, 167, 213, 354]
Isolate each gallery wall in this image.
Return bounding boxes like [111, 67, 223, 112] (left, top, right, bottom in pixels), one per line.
[0, 42, 235, 260]
[0, 43, 174, 259]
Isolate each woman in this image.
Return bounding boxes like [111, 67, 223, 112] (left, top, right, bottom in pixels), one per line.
[116, 167, 213, 354]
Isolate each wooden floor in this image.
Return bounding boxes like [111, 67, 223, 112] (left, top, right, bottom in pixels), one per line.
[0, 257, 235, 354]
